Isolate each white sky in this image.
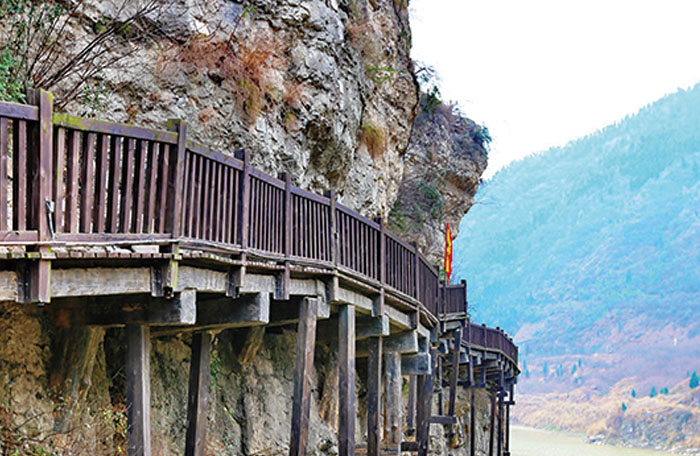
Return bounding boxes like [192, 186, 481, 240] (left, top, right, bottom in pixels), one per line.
[410, 0, 700, 178]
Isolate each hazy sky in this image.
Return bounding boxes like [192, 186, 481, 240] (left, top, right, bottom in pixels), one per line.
[410, 0, 700, 177]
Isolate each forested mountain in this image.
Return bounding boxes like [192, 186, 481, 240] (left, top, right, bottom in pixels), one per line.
[454, 84, 700, 394]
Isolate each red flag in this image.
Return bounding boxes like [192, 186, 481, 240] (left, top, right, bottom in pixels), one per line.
[444, 223, 453, 284]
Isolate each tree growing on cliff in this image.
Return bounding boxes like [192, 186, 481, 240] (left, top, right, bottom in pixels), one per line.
[690, 371, 699, 389]
[0, 0, 161, 106]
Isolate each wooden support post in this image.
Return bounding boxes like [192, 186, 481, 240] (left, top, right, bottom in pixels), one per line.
[407, 375, 416, 436]
[488, 389, 496, 456]
[468, 355, 475, 386]
[26, 89, 53, 303]
[416, 360, 433, 456]
[383, 352, 402, 451]
[436, 354, 443, 416]
[185, 332, 213, 456]
[497, 390, 504, 456]
[505, 403, 510, 456]
[166, 119, 187, 237]
[447, 327, 462, 437]
[126, 325, 151, 456]
[289, 297, 318, 456]
[367, 337, 382, 456]
[470, 389, 476, 456]
[338, 304, 355, 456]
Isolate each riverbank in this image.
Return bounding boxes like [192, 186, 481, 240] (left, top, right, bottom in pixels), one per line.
[511, 425, 684, 456]
[511, 378, 700, 453]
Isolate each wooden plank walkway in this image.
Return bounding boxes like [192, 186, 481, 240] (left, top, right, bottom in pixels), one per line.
[0, 93, 519, 456]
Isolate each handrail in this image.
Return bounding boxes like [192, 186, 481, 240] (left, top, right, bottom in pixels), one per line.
[0, 95, 518, 364]
[464, 321, 518, 364]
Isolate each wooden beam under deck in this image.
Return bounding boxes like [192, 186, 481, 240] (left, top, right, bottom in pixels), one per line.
[52, 290, 196, 327]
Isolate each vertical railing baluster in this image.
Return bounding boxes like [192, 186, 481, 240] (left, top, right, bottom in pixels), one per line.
[328, 190, 337, 266]
[26, 89, 53, 303]
[166, 119, 187, 238]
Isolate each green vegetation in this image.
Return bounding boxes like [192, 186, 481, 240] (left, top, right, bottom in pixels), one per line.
[691, 371, 699, 389]
[366, 65, 396, 84]
[453, 84, 700, 369]
[0, 51, 24, 102]
[0, 0, 159, 106]
[650, 386, 658, 398]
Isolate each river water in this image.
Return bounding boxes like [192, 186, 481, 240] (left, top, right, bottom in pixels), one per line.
[511, 426, 679, 456]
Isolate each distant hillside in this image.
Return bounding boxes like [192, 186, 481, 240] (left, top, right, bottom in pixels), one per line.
[453, 84, 700, 395]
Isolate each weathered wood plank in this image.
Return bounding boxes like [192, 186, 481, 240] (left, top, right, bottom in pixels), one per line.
[94, 134, 109, 232]
[407, 375, 416, 436]
[367, 336, 382, 456]
[13, 119, 27, 230]
[185, 332, 212, 456]
[52, 267, 151, 297]
[401, 352, 431, 376]
[338, 304, 355, 456]
[166, 119, 187, 236]
[289, 297, 318, 456]
[65, 129, 81, 233]
[53, 290, 196, 327]
[447, 327, 462, 437]
[0, 118, 9, 230]
[416, 363, 433, 456]
[192, 293, 269, 330]
[316, 315, 389, 341]
[126, 324, 152, 456]
[80, 132, 96, 233]
[268, 296, 330, 326]
[107, 136, 123, 233]
[470, 388, 476, 456]
[489, 388, 496, 456]
[383, 351, 401, 449]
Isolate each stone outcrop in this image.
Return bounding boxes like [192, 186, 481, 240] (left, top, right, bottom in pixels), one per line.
[60, 0, 418, 218]
[389, 96, 488, 264]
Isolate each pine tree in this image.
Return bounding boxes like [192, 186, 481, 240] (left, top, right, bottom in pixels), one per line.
[649, 386, 658, 398]
[690, 371, 699, 389]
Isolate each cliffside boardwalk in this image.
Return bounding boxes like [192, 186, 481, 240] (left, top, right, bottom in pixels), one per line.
[0, 91, 518, 456]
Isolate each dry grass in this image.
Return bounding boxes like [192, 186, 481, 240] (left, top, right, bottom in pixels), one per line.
[158, 30, 286, 124]
[360, 121, 386, 160]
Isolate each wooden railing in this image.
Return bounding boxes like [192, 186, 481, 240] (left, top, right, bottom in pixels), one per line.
[0, 94, 442, 315]
[441, 280, 468, 315]
[465, 322, 518, 364]
[0, 93, 517, 363]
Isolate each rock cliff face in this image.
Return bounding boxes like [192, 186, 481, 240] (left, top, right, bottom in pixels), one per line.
[388, 97, 488, 264]
[62, 0, 418, 217]
[0, 1, 494, 455]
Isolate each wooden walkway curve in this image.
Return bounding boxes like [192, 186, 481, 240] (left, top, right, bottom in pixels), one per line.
[0, 90, 518, 456]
